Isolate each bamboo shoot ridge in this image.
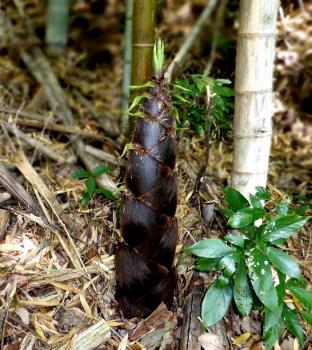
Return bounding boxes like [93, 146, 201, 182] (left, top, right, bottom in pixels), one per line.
[115, 70, 178, 318]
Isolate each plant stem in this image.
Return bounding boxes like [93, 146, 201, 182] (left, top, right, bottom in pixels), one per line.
[129, 0, 156, 133]
[121, 0, 134, 133]
[45, 0, 70, 55]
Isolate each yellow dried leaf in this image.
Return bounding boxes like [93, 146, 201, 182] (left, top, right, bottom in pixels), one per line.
[232, 333, 251, 345]
[79, 294, 94, 318]
[50, 281, 81, 294]
[33, 315, 47, 341]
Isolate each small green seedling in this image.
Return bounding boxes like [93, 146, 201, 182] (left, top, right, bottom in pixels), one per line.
[71, 164, 115, 207]
[186, 187, 311, 349]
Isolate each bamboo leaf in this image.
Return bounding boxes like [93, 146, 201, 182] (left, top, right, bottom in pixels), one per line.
[299, 311, 312, 326]
[288, 287, 312, 312]
[130, 81, 155, 90]
[128, 93, 152, 112]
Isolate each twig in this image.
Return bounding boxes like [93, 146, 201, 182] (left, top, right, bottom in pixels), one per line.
[204, 0, 228, 75]
[3, 120, 69, 163]
[0, 163, 39, 214]
[192, 84, 214, 197]
[0, 109, 113, 143]
[72, 89, 120, 138]
[85, 145, 119, 165]
[0, 5, 118, 192]
[165, 0, 218, 82]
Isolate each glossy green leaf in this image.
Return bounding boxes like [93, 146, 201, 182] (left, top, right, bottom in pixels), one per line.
[224, 234, 245, 248]
[275, 200, 290, 217]
[234, 258, 253, 316]
[264, 324, 281, 350]
[201, 281, 232, 327]
[81, 192, 91, 207]
[249, 187, 270, 209]
[299, 311, 312, 326]
[263, 215, 307, 242]
[216, 275, 230, 288]
[282, 306, 304, 346]
[71, 169, 90, 179]
[91, 164, 112, 177]
[264, 306, 282, 350]
[265, 246, 301, 278]
[218, 207, 234, 218]
[186, 239, 234, 258]
[217, 250, 241, 276]
[264, 306, 283, 332]
[289, 287, 312, 312]
[246, 247, 278, 310]
[223, 187, 249, 211]
[86, 177, 96, 195]
[194, 257, 220, 272]
[228, 208, 265, 228]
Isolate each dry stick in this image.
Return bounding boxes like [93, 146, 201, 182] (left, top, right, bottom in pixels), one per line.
[0, 163, 39, 214]
[203, 0, 228, 75]
[3, 120, 68, 163]
[21, 49, 117, 192]
[165, 0, 218, 82]
[72, 89, 119, 138]
[1, 5, 117, 192]
[0, 110, 112, 142]
[85, 145, 118, 165]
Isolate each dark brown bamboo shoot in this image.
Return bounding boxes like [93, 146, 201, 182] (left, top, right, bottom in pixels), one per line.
[115, 64, 177, 318]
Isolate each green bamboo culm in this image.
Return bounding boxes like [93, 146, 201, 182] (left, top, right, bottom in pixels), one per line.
[129, 0, 156, 134]
[45, 0, 70, 55]
[121, 0, 134, 133]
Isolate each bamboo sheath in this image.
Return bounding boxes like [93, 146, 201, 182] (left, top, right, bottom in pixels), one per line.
[231, 0, 279, 197]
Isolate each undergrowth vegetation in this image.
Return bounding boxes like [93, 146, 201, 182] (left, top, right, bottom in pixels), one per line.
[186, 187, 311, 348]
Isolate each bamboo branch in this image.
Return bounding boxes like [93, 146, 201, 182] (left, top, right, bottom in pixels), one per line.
[165, 0, 218, 82]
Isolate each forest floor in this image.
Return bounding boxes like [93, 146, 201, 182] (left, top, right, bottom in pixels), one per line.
[0, 1, 311, 349]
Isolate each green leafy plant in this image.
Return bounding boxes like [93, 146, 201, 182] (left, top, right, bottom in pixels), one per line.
[71, 165, 115, 207]
[186, 187, 311, 349]
[172, 75, 234, 138]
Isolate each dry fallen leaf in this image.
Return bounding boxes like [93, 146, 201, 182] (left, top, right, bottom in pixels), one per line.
[198, 332, 224, 350]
